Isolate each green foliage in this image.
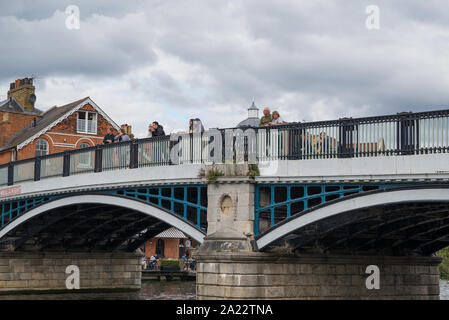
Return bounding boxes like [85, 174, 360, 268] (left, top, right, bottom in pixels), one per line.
[160, 259, 180, 267]
[438, 247, 449, 279]
[206, 168, 225, 184]
[246, 164, 260, 179]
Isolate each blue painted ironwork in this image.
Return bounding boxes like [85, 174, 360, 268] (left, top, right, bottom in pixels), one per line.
[254, 183, 401, 236]
[0, 185, 207, 233]
[103, 185, 207, 230]
[1, 196, 55, 228]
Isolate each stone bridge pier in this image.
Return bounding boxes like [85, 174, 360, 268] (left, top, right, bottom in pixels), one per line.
[0, 252, 142, 293]
[194, 174, 441, 300]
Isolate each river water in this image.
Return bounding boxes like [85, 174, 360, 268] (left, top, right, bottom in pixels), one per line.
[1, 280, 449, 300]
[0, 281, 196, 300]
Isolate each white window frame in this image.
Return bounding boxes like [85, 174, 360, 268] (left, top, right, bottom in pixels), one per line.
[36, 139, 49, 157]
[77, 111, 97, 134]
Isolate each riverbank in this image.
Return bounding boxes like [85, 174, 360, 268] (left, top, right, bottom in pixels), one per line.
[0, 281, 196, 300]
[438, 248, 449, 279]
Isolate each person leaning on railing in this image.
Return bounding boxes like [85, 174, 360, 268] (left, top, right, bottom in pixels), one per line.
[147, 123, 155, 137]
[260, 107, 272, 126]
[151, 121, 166, 137]
[114, 128, 130, 142]
[268, 111, 287, 125]
[103, 127, 115, 144]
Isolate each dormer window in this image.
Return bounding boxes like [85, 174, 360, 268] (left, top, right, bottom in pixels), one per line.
[77, 111, 97, 134]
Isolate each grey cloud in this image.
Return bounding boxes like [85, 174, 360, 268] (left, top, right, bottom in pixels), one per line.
[0, 10, 157, 82]
[0, 0, 147, 20]
[2, 0, 449, 133]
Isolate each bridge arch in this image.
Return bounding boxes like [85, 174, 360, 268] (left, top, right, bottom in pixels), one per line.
[256, 186, 449, 255]
[0, 193, 205, 252]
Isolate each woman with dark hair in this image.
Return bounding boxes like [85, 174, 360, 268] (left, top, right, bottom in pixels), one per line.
[152, 121, 166, 137]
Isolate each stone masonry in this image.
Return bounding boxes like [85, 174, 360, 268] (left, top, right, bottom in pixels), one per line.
[195, 173, 442, 300]
[0, 252, 142, 293]
[195, 252, 441, 300]
[205, 175, 255, 237]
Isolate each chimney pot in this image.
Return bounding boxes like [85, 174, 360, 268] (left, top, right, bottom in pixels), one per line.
[15, 79, 20, 89]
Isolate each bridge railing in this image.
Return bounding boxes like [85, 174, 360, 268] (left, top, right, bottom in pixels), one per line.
[234, 109, 449, 160]
[1, 108, 449, 187]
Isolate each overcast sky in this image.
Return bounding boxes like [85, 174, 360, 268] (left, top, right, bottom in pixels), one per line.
[1, 1, 449, 137]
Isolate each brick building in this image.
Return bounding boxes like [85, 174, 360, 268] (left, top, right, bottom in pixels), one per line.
[143, 227, 198, 259]
[0, 78, 120, 164]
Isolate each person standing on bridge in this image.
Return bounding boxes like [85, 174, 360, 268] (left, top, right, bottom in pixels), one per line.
[114, 128, 130, 142]
[152, 121, 166, 137]
[268, 111, 287, 125]
[103, 127, 115, 144]
[147, 123, 155, 138]
[260, 107, 272, 126]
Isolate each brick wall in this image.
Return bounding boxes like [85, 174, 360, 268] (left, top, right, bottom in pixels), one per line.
[7, 85, 35, 111]
[144, 238, 199, 259]
[0, 252, 141, 293]
[144, 238, 180, 259]
[0, 111, 38, 149]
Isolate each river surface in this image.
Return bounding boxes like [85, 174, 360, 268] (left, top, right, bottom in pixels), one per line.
[0, 280, 196, 300]
[1, 280, 449, 300]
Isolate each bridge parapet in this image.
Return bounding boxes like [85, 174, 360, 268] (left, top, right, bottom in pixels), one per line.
[1, 108, 449, 189]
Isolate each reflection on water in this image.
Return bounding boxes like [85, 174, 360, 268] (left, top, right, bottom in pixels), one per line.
[440, 280, 449, 300]
[0, 281, 196, 300]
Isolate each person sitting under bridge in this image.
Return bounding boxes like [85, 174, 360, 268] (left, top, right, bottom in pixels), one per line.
[146, 255, 158, 270]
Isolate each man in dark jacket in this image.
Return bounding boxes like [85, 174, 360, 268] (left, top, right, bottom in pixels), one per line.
[103, 127, 115, 144]
[152, 121, 166, 136]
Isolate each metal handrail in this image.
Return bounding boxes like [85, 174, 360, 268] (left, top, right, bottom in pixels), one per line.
[0, 107, 449, 187]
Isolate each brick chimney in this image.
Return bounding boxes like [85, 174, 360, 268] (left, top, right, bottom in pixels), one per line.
[120, 124, 132, 135]
[7, 77, 36, 111]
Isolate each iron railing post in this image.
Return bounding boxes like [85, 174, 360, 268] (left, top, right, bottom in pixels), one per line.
[7, 163, 13, 186]
[62, 151, 70, 177]
[338, 118, 356, 158]
[95, 144, 103, 172]
[397, 112, 418, 155]
[34, 157, 41, 181]
[129, 140, 139, 169]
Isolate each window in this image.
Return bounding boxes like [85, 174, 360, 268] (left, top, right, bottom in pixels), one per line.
[156, 239, 165, 257]
[36, 139, 49, 157]
[78, 142, 91, 167]
[77, 111, 97, 134]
